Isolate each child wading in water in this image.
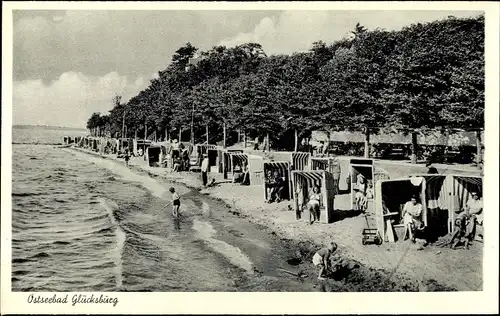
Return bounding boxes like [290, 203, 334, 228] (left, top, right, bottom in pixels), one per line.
[169, 187, 181, 217]
[312, 242, 337, 280]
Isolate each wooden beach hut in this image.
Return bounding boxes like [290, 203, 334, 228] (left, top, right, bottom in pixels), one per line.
[374, 178, 427, 243]
[259, 151, 310, 171]
[133, 139, 152, 156]
[291, 170, 336, 223]
[230, 152, 249, 180]
[408, 174, 482, 238]
[263, 161, 292, 201]
[146, 145, 166, 167]
[74, 136, 82, 147]
[206, 145, 219, 171]
[310, 157, 342, 194]
[374, 174, 483, 243]
[248, 154, 265, 185]
[218, 149, 243, 179]
[349, 158, 375, 210]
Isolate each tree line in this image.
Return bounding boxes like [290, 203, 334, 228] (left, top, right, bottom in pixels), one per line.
[86, 15, 484, 163]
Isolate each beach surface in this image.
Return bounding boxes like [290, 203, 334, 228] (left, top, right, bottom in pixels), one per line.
[69, 147, 483, 291]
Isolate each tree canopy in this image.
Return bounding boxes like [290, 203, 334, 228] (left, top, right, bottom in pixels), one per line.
[88, 14, 484, 153]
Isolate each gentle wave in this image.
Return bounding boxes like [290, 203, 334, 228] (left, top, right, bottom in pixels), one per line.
[192, 208, 254, 274]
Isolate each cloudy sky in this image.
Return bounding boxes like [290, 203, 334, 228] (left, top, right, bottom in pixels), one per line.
[12, 9, 481, 128]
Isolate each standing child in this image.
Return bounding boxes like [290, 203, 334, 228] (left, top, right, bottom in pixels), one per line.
[124, 150, 130, 167]
[312, 242, 337, 280]
[169, 187, 181, 217]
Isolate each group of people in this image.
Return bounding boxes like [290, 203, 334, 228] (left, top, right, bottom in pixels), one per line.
[171, 143, 191, 172]
[399, 190, 483, 249]
[265, 170, 286, 203]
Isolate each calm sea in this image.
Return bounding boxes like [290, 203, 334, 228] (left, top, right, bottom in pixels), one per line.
[11, 126, 314, 292]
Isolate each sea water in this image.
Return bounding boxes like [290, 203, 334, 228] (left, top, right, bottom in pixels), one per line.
[11, 126, 319, 292]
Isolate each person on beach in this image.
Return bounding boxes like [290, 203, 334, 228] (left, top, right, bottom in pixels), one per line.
[169, 187, 181, 217]
[366, 180, 374, 199]
[451, 191, 483, 249]
[273, 171, 285, 203]
[240, 164, 250, 186]
[173, 157, 182, 172]
[307, 186, 323, 224]
[201, 154, 209, 186]
[295, 184, 305, 220]
[464, 191, 483, 240]
[312, 242, 337, 280]
[233, 164, 243, 183]
[124, 150, 130, 167]
[331, 158, 341, 195]
[265, 170, 276, 203]
[355, 174, 367, 211]
[402, 195, 424, 242]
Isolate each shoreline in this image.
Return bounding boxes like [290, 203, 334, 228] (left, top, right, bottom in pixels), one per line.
[67, 146, 482, 291]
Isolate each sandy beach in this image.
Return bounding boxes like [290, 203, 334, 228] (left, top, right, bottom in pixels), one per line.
[70, 146, 482, 291]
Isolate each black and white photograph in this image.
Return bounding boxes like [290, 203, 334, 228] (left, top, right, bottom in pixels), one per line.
[1, 1, 499, 314]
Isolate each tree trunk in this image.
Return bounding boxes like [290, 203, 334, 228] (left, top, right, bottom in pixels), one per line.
[294, 129, 298, 152]
[144, 122, 148, 141]
[237, 129, 241, 144]
[223, 122, 227, 149]
[411, 131, 418, 164]
[364, 127, 370, 158]
[326, 130, 331, 156]
[476, 130, 482, 167]
[178, 127, 182, 142]
[165, 127, 168, 142]
[134, 130, 137, 140]
[266, 132, 270, 152]
[121, 112, 125, 141]
[206, 124, 209, 145]
[243, 131, 247, 149]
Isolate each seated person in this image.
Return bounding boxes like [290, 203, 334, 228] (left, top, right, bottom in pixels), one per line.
[173, 157, 182, 172]
[233, 164, 243, 183]
[450, 210, 471, 250]
[366, 180, 374, 200]
[273, 171, 285, 203]
[461, 191, 483, 241]
[354, 174, 367, 211]
[240, 164, 250, 186]
[265, 170, 277, 203]
[181, 149, 190, 169]
[402, 195, 424, 242]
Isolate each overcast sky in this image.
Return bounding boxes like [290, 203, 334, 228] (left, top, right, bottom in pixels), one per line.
[12, 10, 481, 128]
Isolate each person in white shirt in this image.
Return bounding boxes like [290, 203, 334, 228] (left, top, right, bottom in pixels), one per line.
[355, 174, 367, 211]
[201, 154, 209, 186]
[402, 195, 423, 242]
[169, 187, 181, 217]
[463, 191, 483, 241]
[307, 186, 323, 224]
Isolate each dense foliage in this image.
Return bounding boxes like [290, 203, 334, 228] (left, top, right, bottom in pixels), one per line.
[88, 15, 484, 155]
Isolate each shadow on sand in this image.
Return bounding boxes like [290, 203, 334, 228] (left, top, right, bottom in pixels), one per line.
[331, 209, 364, 223]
